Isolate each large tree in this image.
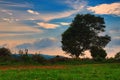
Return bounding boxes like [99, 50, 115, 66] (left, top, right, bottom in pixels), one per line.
[61, 14, 111, 58]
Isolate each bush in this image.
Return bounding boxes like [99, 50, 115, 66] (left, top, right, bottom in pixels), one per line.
[0, 47, 11, 57]
[31, 54, 46, 64]
[0, 47, 12, 62]
[49, 56, 69, 64]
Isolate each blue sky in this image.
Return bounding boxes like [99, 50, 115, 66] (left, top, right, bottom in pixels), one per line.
[0, 0, 120, 57]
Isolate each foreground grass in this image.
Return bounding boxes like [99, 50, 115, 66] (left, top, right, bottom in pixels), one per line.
[0, 63, 120, 80]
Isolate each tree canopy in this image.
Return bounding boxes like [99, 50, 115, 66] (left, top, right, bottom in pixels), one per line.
[90, 46, 107, 60]
[61, 14, 111, 58]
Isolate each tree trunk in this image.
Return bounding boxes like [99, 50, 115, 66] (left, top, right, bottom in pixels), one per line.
[75, 54, 80, 59]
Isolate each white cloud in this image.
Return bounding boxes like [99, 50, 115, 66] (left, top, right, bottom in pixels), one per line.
[27, 10, 39, 15]
[0, 0, 87, 22]
[0, 2, 33, 22]
[37, 22, 59, 29]
[25, 0, 87, 21]
[60, 22, 70, 26]
[41, 0, 87, 21]
[87, 2, 120, 16]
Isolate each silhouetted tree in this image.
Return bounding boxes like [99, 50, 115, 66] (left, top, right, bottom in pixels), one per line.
[18, 49, 24, 55]
[18, 49, 31, 62]
[90, 46, 107, 60]
[61, 14, 111, 58]
[0, 47, 11, 57]
[18, 49, 28, 55]
[25, 49, 28, 55]
[115, 52, 120, 60]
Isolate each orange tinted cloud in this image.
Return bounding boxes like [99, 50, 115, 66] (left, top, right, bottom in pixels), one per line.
[0, 39, 35, 49]
[0, 22, 42, 32]
[37, 22, 59, 29]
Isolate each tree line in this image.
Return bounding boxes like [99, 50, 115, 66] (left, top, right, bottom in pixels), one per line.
[0, 47, 120, 65]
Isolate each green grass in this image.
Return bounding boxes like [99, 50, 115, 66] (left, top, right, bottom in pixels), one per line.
[0, 63, 120, 80]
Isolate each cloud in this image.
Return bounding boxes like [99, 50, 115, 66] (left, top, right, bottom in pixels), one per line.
[41, 0, 87, 21]
[16, 38, 58, 50]
[0, 22, 42, 33]
[2, 18, 19, 23]
[87, 2, 120, 16]
[0, 22, 42, 38]
[25, 0, 87, 21]
[0, 0, 32, 8]
[109, 29, 120, 34]
[113, 36, 120, 40]
[0, 39, 36, 49]
[65, 0, 86, 10]
[27, 10, 39, 15]
[15, 38, 67, 56]
[37, 22, 59, 29]
[1, 10, 13, 15]
[105, 46, 120, 58]
[0, 0, 87, 23]
[60, 22, 70, 26]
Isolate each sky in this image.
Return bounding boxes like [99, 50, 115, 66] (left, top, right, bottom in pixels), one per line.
[0, 0, 120, 58]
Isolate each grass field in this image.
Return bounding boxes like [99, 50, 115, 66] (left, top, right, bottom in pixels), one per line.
[0, 63, 120, 80]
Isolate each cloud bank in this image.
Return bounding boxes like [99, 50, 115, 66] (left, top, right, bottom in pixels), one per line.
[16, 38, 58, 50]
[88, 2, 120, 16]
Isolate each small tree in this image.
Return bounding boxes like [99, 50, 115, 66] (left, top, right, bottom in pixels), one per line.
[25, 49, 28, 55]
[90, 46, 107, 60]
[0, 47, 11, 57]
[115, 52, 120, 60]
[61, 14, 111, 58]
[18, 49, 24, 55]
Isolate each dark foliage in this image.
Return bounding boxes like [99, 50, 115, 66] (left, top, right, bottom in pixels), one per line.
[90, 46, 107, 60]
[31, 54, 46, 64]
[115, 52, 120, 60]
[19, 54, 32, 62]
[0, 47, 11, 57]
[61, 14, 111, 58]
[50, 56, 68, 63]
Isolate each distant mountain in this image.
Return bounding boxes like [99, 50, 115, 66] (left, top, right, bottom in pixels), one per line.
[11, 54, 64, 59]
[39, 54, 55, 59]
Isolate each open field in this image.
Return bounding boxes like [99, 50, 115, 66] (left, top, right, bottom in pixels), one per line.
[0, 63, 120, 80]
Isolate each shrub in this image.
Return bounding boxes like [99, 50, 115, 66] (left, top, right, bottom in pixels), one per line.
[19, 54, 30, 62]
[0, 47, 11, 57]
[31, 54, 46, 64]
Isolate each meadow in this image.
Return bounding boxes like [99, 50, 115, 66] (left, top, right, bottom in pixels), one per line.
[0, 63, 120, 80]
